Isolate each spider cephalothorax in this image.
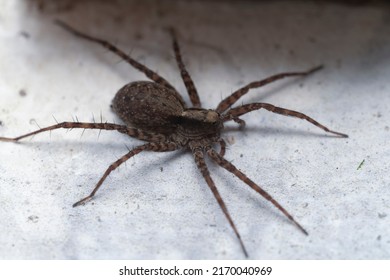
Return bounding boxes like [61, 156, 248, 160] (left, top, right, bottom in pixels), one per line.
[0, 22, 347, 257]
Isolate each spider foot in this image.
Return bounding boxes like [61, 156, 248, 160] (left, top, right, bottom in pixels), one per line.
[307, 65, 324, 74]
[233, 117, 246, 130]
[0, 137, 18, 142]
[72, 196, 93, 207]
[331, 130, 348, 138]
[295, 221, 309, 236]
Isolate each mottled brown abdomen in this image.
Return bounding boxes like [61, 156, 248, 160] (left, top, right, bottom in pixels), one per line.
[112, 81, 186, 134]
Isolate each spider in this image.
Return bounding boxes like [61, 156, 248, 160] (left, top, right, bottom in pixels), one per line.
[0, 21, 348, 257]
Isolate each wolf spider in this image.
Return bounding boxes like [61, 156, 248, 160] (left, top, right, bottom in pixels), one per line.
[0, 21, 347, 257]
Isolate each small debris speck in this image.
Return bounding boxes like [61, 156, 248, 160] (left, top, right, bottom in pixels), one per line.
[19, 31, 30, 38]
[19, 89, 27, 97]
[378, 213, 387, 219]
[357, 159, 365, 170]
[27, 215, 39, 223]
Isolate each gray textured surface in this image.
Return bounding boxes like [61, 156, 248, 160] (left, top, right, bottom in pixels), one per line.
[0, 0, 389, 259]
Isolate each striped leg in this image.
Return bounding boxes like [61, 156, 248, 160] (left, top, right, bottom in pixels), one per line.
[56, 20, 176, 91]
[0, 122, 167, 143]
[73, 142, 179, 207]
[207, 148, 308, 236]
[192, 148, 248, 257]
[222, 103, 348, 137]
[216, 66, 323, 113]
[170, 28, 201, 107]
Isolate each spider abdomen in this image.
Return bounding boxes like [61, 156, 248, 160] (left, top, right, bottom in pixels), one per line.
[112, 81, 186, 134]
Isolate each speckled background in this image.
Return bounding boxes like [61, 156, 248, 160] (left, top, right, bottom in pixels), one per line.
[0, 0, 389, 259]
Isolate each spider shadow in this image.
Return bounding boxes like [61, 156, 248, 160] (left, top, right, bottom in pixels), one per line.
[29, 138, 191, 188]
[191, 148, 301, 241]
[218, 172, 294, 231]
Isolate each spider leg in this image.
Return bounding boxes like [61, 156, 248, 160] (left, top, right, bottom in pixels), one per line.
[233, 117, 246, 129]
[56, 20, 176, 91]
[192, 148, 248, 257]
[73, 142, 179, 207]
[217, 138, 227, 157]
[207, 148, 308, 235]
[169, 28, 201, 108]
[0, 122, 167, 142]
[216, 66, 323, 113]
[222, 103, 348, 137]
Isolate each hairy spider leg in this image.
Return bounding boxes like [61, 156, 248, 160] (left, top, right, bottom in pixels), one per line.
[73, 142, 179, 207]
[217, 138, 227, 157]
[207, 149, 308, 235]
[223, 103, 348, 137]
[216, 66, 323, 113]
[0, 122, 167, 143]
[55, 21, 179, 95]
[232, 117, 246, 129]
[192, 148, 249, 257]
[169, 28, 201, 108]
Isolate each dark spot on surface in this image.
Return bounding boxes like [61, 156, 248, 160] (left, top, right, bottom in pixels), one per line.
[19, 31, 30, 38]
[19, 89, 27, 97]
[134, 32, 143, 40]
[378, 213, 387, 218]
[308, 36, 317, 43]
[27, 215, 39, 223]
